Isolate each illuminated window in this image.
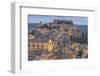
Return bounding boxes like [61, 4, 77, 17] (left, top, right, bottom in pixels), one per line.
[41, 45, 44, 48]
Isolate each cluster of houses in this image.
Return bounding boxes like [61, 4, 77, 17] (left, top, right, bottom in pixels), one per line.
[28, 19, 88, 60]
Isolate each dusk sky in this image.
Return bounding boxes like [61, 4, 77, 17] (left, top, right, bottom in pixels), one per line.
[28, 15, 88, 25]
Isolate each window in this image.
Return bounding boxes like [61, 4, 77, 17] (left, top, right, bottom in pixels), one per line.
[32, 44, 35, 47]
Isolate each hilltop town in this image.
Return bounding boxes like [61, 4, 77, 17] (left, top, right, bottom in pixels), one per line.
[28, 19, 88, 60]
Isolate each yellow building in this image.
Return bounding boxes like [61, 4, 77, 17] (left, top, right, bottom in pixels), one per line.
[28, 39, 54, 52]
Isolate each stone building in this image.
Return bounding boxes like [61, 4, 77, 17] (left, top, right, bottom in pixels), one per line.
[53, 19, 73, 25]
